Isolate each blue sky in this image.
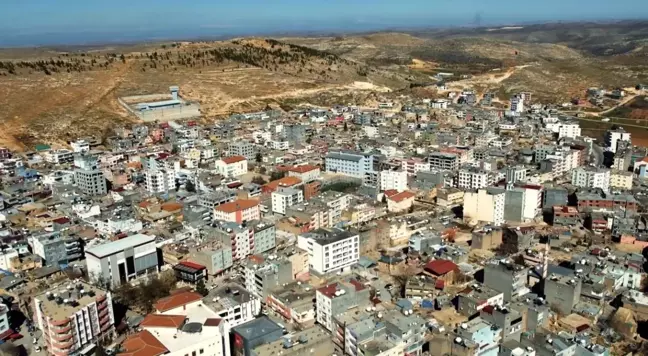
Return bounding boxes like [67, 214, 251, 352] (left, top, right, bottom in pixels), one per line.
[2, 0, 647, 46]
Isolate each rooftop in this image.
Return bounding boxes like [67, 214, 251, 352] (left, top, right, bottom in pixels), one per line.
[35, 281, 108, 321]
[214, 199, 259, 213]
[203, 284, 255, 312]
[232, 316, 283, 341]
[154, 291, 203, 313]
[221, 155, 247, 164]
[301, 228, 357, 246]
[119, 330, 168, 356]
[85, 234, 155, 259]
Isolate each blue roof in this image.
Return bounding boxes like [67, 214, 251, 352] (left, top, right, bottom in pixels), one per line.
[396, 299, 413, 310]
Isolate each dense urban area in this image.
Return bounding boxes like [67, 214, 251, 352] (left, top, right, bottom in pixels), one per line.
[0, 83, 648, 356]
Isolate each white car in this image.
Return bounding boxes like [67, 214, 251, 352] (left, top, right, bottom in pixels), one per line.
[34, 346, 41, 352]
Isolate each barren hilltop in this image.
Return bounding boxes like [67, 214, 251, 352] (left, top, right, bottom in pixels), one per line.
[0, 21, 647, 151]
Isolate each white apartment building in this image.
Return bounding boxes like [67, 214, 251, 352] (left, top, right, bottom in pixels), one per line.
[510, 95, 525, 113]
[205, 285, 261, 328]
[85, 234, 159, 287]
[297, 229, 359, 275]
[463, 188, 506, 226]
[0, 248, 18, 272]
[364, 126, 379, 138]
[270, 140, 290, 150]
[215, 156, 248, 178]
[213, 200, 261, 223]
[272, 187, 304, 215]
[571, 167, 610, 191]
[70, 139, 90, 153]
[145, 168, 175, 194]
[92, 218, 143, 236]
[610, 170, 633, 190]
[605, 128, 631, 153]
[123, 291, 230, 356]
[401, 159, 430, 176]
[380, 170, 408, 192]
[252, 130, 272, 144]
[287, 165, 320, 183]
[45, 149, 74, 164]
[558, 123, 582, 139]
[457, 169, 495, 189]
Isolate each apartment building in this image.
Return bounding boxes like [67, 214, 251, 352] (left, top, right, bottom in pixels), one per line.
[463, 188, 506, 226]
[203, 284, 261, 327]
[215, 220, 275, 260]
[297, 228, 359, 275]
[45, 149, 74, 165]
[30, 232, 82, 266]
[428, 152, 459, 170]
[213, 199, 261, 223]
[325, 150, 379, 182]
[558, 123, 581, 139]
[380, 169, 408, 192]
[609, 170, 633, 190]
[85, 234, 159, 287]
[215, 155, 248, 178]
[74, 169, 107, 196]
[34, 282, 114, 356]
[228, 141, 257, 160]
[272, 187, 304, 214]
[144, 168, 175, 194]
[457, 168, 496, 189]
[605, 128, 631, 153]
[286, 164, 320, 182]
[316, 280, 370, 332]
[401, 158, 430, 176]
[243, 256, 294, 298]
[571, 167, 610, 191]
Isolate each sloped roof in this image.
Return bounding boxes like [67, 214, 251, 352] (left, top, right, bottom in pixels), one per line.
[153, 291, 202, 313]
[388, 191, 415, 203]
[424, 259, 458, 276]
[140, 314, 186, 328]
[118, 330, 168, 356]
[221, 155, 246, 164]
[287, 165, 319, 173]
[214, 199, 259, 214]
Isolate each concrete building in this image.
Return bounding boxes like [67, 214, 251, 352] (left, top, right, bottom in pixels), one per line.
[571, 167, 610, 191]
[544, 274, 582, 315]
[437, 188, 464, 208]
[30, 232, 81, 266]
[231, 317, 283, 356]
[145, 168, 175, 194]
[543, 187, 569, 211]
[297, 228, 359, 275]
[605, 128, 631, 153]
[121, 291, 230, 356]
[510, 95, 525, 113]
[558, 123, 581, 139]
[463, 188, 506, 226]
[74, 169, 107, 196]
[243, 256, 293, 298]
[380, 169, 408, 192]
[203, 284, 260, 328]
[215, 155, 248, 178]
[484, 260, 530, 301]
[457, 168, 496, 189]
[70, 139, 90, 153]
[85, 234, 159, 287]
[457, 283, 504, 317]
[45, 149, 74, 165]
[213, 199, 260, 223]
[198, 190, 237, 209]
[609, 170, 633, 190]
[228, 141, 257, 160]
[271, 187, 304, 215]
[456, 317, 502, 356]
[34, 282, 114, 356]
[505, 166, 527, 186]
[428, 152, 458, 170]
[286, 164, 320, 183]
[189, 246, 233, 275]
[325, 150, 380, 185]
[250, 325, 333, 356]
[316, 280, 370, 332]
[215, 220, 275, 260]
[383, 309, 426, 356]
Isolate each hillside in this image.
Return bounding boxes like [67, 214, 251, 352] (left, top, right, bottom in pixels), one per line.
[0, 39, 408, 150]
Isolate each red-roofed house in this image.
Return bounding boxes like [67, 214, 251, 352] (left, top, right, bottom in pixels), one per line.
[140, 314, 187, 329]
[153, 291, 203, 314]
[425, 259, 459, 285]
[286, 165, 320, 182]
[262, 176, 303, 194]
[215, 156, 248, 178]
[213, 199, 260, 223]
[387, 191, 416, 213]
[118, 330, 169, 356]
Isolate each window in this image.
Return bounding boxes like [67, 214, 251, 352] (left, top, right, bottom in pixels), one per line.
[192, 352, 196, 356]
[200, 350, 204, 354]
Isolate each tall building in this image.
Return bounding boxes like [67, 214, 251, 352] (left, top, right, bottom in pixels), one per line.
[85, 234, 159, 287]
[215, 220, 276, 260]
[484, 260, 530, 301]
[558, 123, 581, 139]
[34, 282, 114, 355]
[325, 150, 381, 185]
[144, 168, 175, 194]
[74, 169, 107, 196]
[271, 187, 304, 215]
[605, 128, 631, 153]
[458, 168, 496, 189]
[571, 167, 610, 192]
[428, 152, 459, 170]
[316, 280, 370, 331]
[505, 166, 527, 186]
[544, 274, 582, 315]
[510, 95, 525, 113]
[379, 169, 408, 192]
[297, 228, 359, 275]
[463, 188, 506, 226]
[228, 141, 257, 160]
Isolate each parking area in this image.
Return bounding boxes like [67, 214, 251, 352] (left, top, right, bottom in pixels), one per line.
[11, 327, 44, 355]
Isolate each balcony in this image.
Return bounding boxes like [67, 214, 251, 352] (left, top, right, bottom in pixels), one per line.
[52, 339, 74, 349]
[100, 314, 111, 326]
[99, 308, 110, 319]
[96, 294, 107, 303]
[52, 332, 73, 342]
[50, 318, 71, 327]
[97, 300, 108, 311]
[101, 322, 112, 332]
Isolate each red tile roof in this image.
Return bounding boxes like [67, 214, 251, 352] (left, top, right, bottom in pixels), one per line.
[263, 176, 302, 191]
[388, 191, 416, 203]
[203, 318, 223, 327]
[178, 261, 206, 271]
[52, 217, 70, 224]
[118, 330, 168, 356]
[221, 155, 246, 164]
[425, 259, 458, 276]
[140, 314, 186, 328]
[349, 279, 366, 291]
[287, 165, 319, 174]
[214, 199, 259, 214]
[383, 189, 399, 197]
[153, 291, 202, 313]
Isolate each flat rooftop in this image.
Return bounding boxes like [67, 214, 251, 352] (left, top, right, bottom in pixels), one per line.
[85, 234, 155, 258]
[149, 304, 222, 353]
[252, 326, 332, 356]
[359, 338, 401, 356]
[203, 284, 254, 312]
[36, 281, 108, 321]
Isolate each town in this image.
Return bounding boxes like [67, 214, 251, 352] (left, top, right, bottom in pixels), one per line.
[0, 84, 647, 356]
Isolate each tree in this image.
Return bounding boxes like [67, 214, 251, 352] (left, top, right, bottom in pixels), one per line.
[270, 171, 285, 181]
[344, 122, 349, 132]
[196, 280, 209, 296]
[259, 166, 267, 175]
[185, 180, 196, 193]
[171, 145, 179, 154]
[255, 152, 263, 163]
[252, 176, 267, 185]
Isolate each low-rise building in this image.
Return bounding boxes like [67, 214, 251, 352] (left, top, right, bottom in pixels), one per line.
[215, 155, 248, 178]
[213, 199, 261, 223]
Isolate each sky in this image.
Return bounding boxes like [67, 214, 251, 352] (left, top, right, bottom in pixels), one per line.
[2, 0, 648, 46]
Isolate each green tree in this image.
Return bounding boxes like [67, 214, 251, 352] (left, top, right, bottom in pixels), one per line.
[270, 171, 285, 181]
[252, 176, 267, 185]
[255, 152, 263, 163]
[196, 280, 209, 296]
[185, 180, 196, 193]
[344, 122, 348, 131]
